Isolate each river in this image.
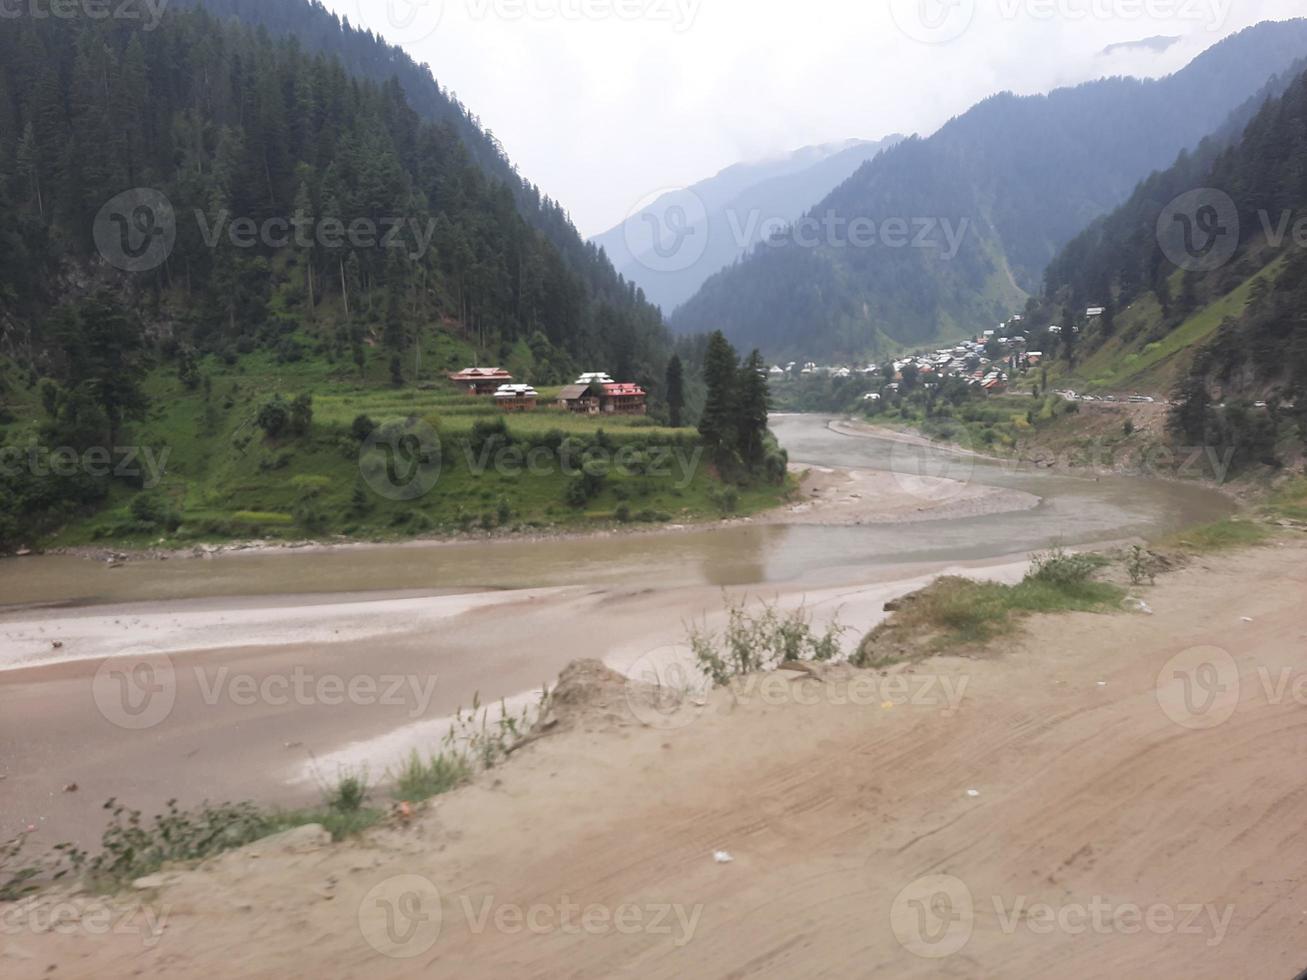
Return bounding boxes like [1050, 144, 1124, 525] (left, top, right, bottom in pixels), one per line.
[0, 416, 1234, 844]
[0, 416, 1231, 608]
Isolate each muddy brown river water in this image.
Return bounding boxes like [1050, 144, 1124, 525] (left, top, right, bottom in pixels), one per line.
[0, 416, 1233, 608]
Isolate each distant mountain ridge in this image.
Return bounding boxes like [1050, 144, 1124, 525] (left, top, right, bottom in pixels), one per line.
[592, 135, 904, 313]
[671, 19, 1307, 360]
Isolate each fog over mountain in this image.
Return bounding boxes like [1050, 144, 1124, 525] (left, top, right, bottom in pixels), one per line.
[592, 135, 903, 313]
[671, 19, 1307, 359]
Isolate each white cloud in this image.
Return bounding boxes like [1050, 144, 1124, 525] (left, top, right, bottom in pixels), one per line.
[335, 0, 1301, 236]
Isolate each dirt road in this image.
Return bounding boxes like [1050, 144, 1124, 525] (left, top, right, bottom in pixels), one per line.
[5, 538, 1305, 978]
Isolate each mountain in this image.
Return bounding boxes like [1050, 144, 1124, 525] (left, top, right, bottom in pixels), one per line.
[164, 0, 666, 359]
[1031, 60, 1307, 448]
[592, 136, 903, 313]
[0, 0, 671, 384]
[671, 19, 1307, 361]
[0, 3, 783, 551]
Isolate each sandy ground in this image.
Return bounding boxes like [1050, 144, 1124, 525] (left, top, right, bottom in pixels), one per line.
[0, 559, 1032, 846]
[772, 459, 1039, 526]
[4, 538, 1306, 978]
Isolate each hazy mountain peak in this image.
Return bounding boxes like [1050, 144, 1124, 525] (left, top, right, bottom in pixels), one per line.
[1101, 36, 1183, 57]
[592, 135, 905, 312]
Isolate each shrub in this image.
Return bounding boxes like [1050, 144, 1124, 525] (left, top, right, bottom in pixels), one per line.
[289, 393, 313, 437]
[128, 494, 181, 531]
[256, 395, 290, 438]
[1127, 545, 1160, 586]
[710, 486, 740, 515]
[393, 750, 471, 802]
[690, 598, 846, 686]
[322, 770, 370, 814]
[1026, 548, 1104, 588]
[293, 499, 328, 534]
[351, 414, 377, 442]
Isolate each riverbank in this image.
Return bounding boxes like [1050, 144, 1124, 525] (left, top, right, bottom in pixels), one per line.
[4, 533, 1302, 977]
[2, 443, 1039, 572]
[840, 407, 1293, 507]
[0, 553, 1037, 845]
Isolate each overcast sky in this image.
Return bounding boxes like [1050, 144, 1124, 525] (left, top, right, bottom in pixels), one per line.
[332, 0, 1303, 237]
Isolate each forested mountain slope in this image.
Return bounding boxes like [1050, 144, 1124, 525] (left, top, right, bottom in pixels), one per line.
[0, 4, 710, 550]
[173, 0, 654, 326]
[1030, 63, 1307, 466]
[0, 0, 669, 378]
[671, 19, 1307, 361]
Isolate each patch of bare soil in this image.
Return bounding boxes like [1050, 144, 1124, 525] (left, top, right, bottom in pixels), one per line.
[5, 539, 1307, 979]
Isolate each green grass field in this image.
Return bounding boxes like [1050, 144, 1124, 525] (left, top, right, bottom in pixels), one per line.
[1067, 258, 1286, 393]
[0, 334, 790, 548]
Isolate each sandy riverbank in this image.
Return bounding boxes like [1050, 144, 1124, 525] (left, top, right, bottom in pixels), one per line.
[0, 553, 1035, 845]
[4, 537, 1304, 977]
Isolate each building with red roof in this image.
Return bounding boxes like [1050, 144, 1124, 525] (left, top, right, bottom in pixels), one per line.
[600, 382, 647, 415]
[449, 367, 512, 395]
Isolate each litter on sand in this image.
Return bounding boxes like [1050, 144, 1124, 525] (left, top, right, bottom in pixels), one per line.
[966, 789, 981, 798]
[713, 851, 734, 864]
[1124, 598, 1154, 615]
[1242, 617, 1255, 623]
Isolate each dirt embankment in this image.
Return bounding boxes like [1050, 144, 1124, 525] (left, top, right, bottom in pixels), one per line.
[5, 536, 1306, 978]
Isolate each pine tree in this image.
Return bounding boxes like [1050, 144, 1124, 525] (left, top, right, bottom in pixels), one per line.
[292, 177, 316, 315]
[736, 350, 770, 465]
[665, 354, 685, 428]
[699, 331, 739, 460]
[16, 123, 43, 218]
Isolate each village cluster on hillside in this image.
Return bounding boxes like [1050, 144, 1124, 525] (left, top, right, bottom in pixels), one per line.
[448, 368, 649, 415]
[770, 315, 1055, 400]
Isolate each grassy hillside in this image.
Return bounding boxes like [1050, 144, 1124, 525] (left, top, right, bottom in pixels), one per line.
[0, 332, 790, 551]
[1059, 257, 1286, 394]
